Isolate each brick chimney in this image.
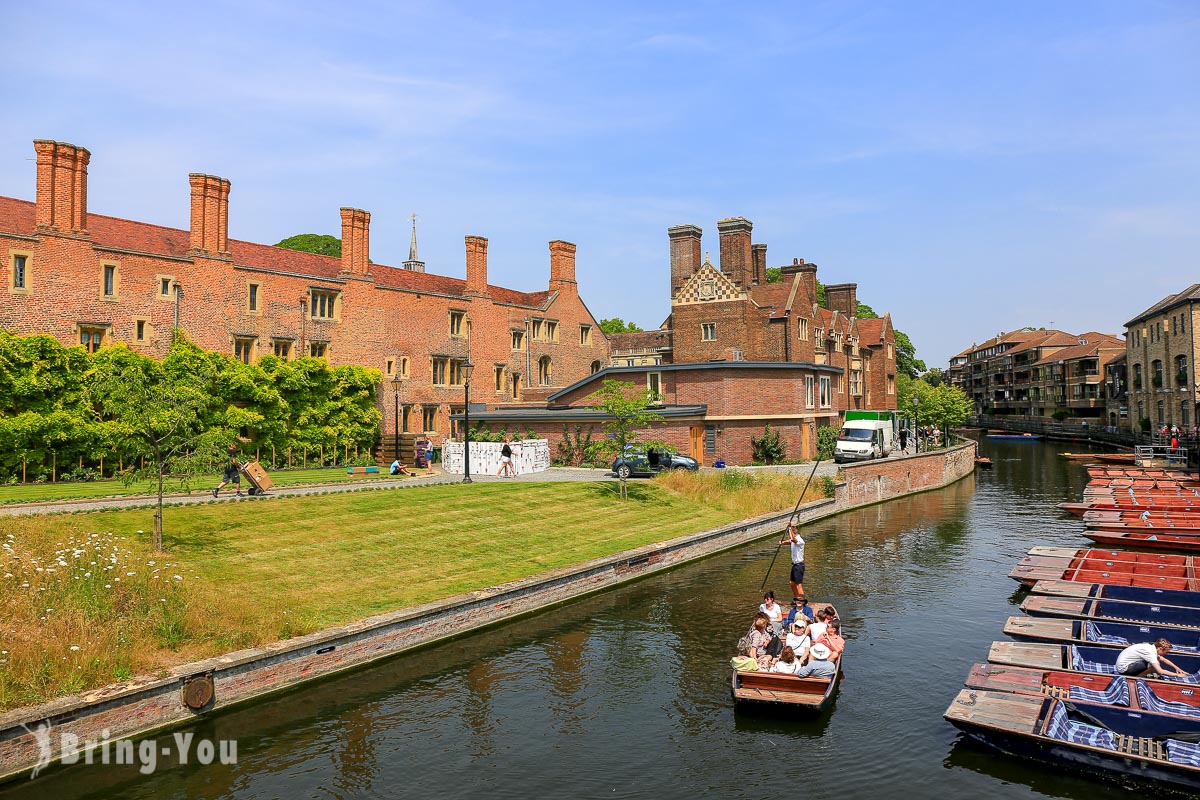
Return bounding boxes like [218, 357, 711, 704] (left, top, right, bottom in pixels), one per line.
[826, 282, 858, 317]
[464, 235, 489, 297]
[549, 240, 576, 294]
[34, 140, 90, 235]
[717, 217, 753, 288]
[339, 207, 371, 276]
[781, 258, 817, 306]
[188, 174, 232, 258]
[668, 224, 702, 297]
[751, 243, 767, 286]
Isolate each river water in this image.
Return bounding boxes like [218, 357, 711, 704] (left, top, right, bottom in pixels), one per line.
[6, 438, 1136, 799]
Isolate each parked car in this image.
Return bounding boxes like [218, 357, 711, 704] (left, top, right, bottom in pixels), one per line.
[611, 447, 699, 478]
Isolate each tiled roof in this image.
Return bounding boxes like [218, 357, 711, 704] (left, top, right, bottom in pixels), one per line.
[749, 282, 795, 318]
[1125, 284, 1200, 327]
[0, 195, 551, 308]
[609, 329, 672, 352]
[1005, 330, 1078, 355]
[1031, 333, 1124, 365]
[856, 317, 889, 345]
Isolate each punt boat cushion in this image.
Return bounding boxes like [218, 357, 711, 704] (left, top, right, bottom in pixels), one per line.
[1165, 738, 1200, 766]
[1085, 621, 1129, 646]
[1072, 647, 1119, 675]
[1137, 681, 1200, 719]
[1068, 676, 1129, 706]
[1044, 702, 1117, 750]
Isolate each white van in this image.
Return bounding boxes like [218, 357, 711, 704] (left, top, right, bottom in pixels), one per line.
[833, 419, 894, 463]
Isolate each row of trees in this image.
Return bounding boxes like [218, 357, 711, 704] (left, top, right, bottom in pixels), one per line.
[0, 331, 382, 484]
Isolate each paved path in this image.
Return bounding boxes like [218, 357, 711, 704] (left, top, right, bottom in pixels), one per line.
[0, 459, 859, 517]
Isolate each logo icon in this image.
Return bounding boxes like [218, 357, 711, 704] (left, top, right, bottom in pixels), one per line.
[20, 720, 53, 779]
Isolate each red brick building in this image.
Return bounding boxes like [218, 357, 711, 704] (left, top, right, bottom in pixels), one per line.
[467, 217, 897, 464]
[1, 140, 609, 446]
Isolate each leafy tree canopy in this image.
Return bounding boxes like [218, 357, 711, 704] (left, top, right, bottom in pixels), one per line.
[599, 318, 644, 335]
[585, 379, 665, 499]
[894, 330, 925, 379]
[275, 234, 342, 258]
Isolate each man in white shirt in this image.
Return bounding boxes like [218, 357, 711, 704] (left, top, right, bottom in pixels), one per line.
[1115, 638, 1188, 678]
[779, 523, 806, 599]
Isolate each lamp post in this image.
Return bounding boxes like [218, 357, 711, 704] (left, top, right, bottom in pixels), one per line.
[913, 394, 920, 454]
[391, 374, 402, 464]
[461, 362, 474, 484]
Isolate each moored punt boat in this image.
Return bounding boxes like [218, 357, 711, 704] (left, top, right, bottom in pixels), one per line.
[987, 641, 1200, 681]
[987, 432, 1043, 440]
[1008, 546, 1198, 591]
[1003, 615, 1200, 652]
[1060, 452, 1102, 460]
[944, 689, 1200, 793]
[1086, 509, 1200, 526]
[1022, 594, 1200, 629]
[730, 663, 840, 713]
[1091, 453, 1138, 464]
[1085, 530, 1200, 555]
[975, 457, 992, 469]
[1031, 579, 1200, 609]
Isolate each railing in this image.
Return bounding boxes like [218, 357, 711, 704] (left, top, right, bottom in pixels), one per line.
[968, 415, 1200, 466]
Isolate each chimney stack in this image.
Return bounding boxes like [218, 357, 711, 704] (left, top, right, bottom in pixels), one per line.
[464, 235, 489, 297]
[668, 224, 702, 297]
[34, 140, 90, 236]
[751, 243, 767, 286]
[781, 258, 817, 306]
[339, 207, 371, 276]
[549, 240, 576, 293]
[188, 174, 232, 258]
[825, 282, 858, 317]
[717, 217, 753, 288]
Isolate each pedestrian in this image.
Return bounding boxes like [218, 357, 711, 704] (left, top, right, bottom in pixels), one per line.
[390, 459, 412, 476]
[424, 440, 435, 474]
[212, 445, 244, 498]
[898, 427, 908, 452]
[779, 522, 806, 599]
[1171, 434, 1180, 450]
[497, 436, 516, 477]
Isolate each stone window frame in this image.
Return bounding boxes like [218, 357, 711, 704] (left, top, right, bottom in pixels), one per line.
[308, 288, 341, 322]
[247, 281, 262, 315]
[271, 338, 293, 360]
[538, 355, 554, 386]
[805, 375, 815, 408]
[494, 364, 505, 393]
[579, 324, 592, 346]
[819, 376, 832, 408]
[233, 336, 257, 364]
[647, 371, 662, 400]
[701, 322, 717, 341]
[100, 260, 121, 301]
[432, 356, 467, 387]
[511, 330, 525, 351]
[132, 317, 151, 344]
[309, 340, 328, 358]
[544, 320, 558, 342]
[156, 274, 177, 301]
[76, 323, 110, 353]
[9, 249, 32, 295]
[449, 310, 467, 338]
[422, 405, 438, 433]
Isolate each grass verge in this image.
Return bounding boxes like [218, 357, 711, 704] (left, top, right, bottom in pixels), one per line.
[0, 472, 817, 711]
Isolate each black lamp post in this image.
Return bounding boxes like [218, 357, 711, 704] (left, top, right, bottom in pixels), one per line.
[391, 374, 402, 464]
[461, 362, 475, 484]
[913, 394, 920, 454]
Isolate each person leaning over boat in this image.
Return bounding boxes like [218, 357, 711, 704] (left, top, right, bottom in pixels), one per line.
[770, 647, 804, 675]
[730, 638, 760, 672]
[1115, 638, 1189, 678]
[796, 644, 837, 678]
[780, 523, 806, 599]
[759, 590, 785, 635]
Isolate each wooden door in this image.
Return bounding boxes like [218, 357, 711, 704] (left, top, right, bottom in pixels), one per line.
[690, 425, 705, 466]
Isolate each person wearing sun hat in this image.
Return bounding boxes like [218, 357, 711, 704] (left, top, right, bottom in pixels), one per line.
[784, 618, 812, 662]
[796, 643, 837, 679]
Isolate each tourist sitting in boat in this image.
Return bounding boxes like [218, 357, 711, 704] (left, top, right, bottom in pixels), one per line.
[746, 613, 775, 669]
[796, 643, 837, 678]
[817, 619, 845, 659]
[759, 590, 785, 635]
[808, 608, 830, 642]
[784, 595, 815, 626]
[784, 619, 811, 661]
[823, 604, 840, 624]
[770, 646, 803, 675]
[730, 638, 759, 672]
[1115, 638, 1189, 678]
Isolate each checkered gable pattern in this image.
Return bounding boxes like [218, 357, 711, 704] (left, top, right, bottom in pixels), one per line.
[674, 263, 743, 305]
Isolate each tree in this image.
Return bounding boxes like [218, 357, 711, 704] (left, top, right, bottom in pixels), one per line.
[275, 234, 342, 257]
[894, 330, 925, 379]
[923, 367, 945, 387]
[750, 425, 785, 464]
[599, 318, 644, 335]
[585, 379, 665, 499]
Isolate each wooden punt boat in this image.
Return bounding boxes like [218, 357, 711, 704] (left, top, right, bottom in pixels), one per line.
[1060, 452, 1102, 460]
[1086, 530, 1200, 555]
[1086, 509, 1200, 526]
[730, 662, 840, 713]
[1003, 615, 1200, 652]
[945, 689, 1200, 793]
[987, 641, 1200, 681]
[1031, 579, 1200, 609]
[1008, 546, 1199, 592]
[964, 662, 1200, 718]
[1091, 453, 1138, 464]
[975, 457, 993, 469]
[987, 432, 1043, 440]
[1022, 594, 1200, 630]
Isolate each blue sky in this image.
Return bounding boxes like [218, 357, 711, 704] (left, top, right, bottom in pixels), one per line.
[2, 1, 1197, 368]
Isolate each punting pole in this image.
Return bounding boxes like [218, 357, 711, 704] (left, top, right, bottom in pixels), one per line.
[759, 457, 823, 593]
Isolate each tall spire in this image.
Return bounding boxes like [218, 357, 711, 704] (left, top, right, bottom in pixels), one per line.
[403, 212, 425, 272]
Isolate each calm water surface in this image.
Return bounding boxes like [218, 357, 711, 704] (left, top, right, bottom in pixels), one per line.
[8, 439, 1133, 799]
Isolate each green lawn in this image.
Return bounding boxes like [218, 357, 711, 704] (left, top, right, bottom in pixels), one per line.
[0, 466, 398, 505]
[1, 474, 808, 709]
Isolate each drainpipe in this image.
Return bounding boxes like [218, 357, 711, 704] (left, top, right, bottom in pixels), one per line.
[525, 316, 532, 388]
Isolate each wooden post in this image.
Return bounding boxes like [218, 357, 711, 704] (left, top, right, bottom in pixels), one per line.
[79, 455, 83, 469]
[303, 446, 307, 468]
[287, 447, 292, 468]
[22, 455, 26, 483]
[52, 452, 56, 483]
[345, 443, 349, 463]
[99, 456, 103, 476]
[272, 445, 276, 468]
[320, 444, 324, 466]
[256, 448, 260, 463]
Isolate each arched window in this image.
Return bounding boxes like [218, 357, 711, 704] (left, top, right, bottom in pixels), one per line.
[538, 356, 553, 385]
[590, 360, 602, 374]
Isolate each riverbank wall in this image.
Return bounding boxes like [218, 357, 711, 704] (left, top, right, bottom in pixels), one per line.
[0, 441, 976, 781]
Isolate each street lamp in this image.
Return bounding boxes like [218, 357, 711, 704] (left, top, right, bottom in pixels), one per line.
[391, 374, 402, 465]
[461, 361, 475, 484]
[913, 394, 920, 454]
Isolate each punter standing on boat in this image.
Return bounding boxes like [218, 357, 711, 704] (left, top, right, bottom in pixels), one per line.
[781, 523, 806, 599]
[1115, 638, 1189, 678]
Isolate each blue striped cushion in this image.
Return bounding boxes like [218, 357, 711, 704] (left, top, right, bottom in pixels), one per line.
[1166, 738, 1200, 766]
[1084, 621, 1129, 646]
[1071, 647, 1118, 675]
[1043, 702, 1117, 750]
[1068, 677, 1128, 706]
[1135, 681, 1200, 718]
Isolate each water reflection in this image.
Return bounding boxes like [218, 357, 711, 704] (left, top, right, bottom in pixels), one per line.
[4, 440, 1135, 799]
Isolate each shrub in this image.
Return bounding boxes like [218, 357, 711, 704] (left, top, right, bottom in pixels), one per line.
[816, 475, 837, 498]
[1051, 411, 1069, 421]
[1140, 417, 1152, 433]
[750, 425, 786, 465]
[816, 426, 838, 460]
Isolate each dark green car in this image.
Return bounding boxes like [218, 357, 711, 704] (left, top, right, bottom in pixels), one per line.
[610, 447, 699, 479]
